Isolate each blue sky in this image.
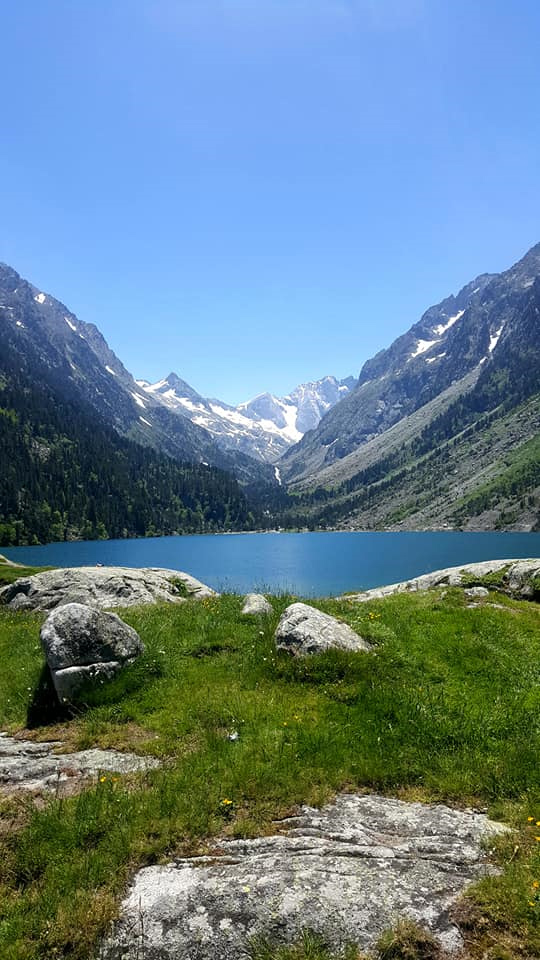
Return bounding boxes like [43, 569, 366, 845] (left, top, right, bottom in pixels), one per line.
[1, 1, 539, 404]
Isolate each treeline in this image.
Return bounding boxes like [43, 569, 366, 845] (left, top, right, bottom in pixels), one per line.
[0, 356, 259, 546]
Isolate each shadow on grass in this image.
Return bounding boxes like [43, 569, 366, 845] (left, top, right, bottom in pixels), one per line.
[26, 665, 72, 728]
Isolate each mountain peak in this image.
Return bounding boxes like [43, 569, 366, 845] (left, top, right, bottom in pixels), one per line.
[138, 373, 356, 462]
[280, 239, 540, 489]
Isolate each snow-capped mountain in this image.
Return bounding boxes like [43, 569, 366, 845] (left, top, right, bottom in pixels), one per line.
[137, 373, 356, 464]
[280, 240, 540, 494]
[0, 263, 276, 486]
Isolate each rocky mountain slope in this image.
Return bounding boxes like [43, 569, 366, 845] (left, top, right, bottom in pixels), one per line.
[0, 263, 279, 487]
[279, 242, 540, 531]
[0, 331, 260, 544]
[137, 372, 355, 464]
[0, 264, 275, 544]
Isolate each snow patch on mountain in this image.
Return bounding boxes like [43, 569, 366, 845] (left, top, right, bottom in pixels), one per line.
[425, 352, 446, 364]
[433, 309, 465, 336]
[489, 324, 504, 352]
[175, 397, 204, 413]
[138, 373, 356, 463]
[410, 338, 440, 359]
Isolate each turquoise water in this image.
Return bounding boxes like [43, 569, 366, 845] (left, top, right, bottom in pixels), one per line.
[3, 531, 540, 596]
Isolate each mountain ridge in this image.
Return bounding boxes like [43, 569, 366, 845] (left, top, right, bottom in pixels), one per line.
[0, 263, 279, 487]
[137, 372, 356, 464]
[278, 241, 540, 531]
[2, 239, 539, 538]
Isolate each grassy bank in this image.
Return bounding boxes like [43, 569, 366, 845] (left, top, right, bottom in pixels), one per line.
[0, 584, 539, 959]
[0, 561, 52, 588]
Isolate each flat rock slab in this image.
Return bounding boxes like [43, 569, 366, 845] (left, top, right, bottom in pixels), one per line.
[0, 566, 216, 611]
[0, 733, 159, 794]
[103, 794, 506, 959]
[275, 602, 371, 656]
[342, 558, 540, 603]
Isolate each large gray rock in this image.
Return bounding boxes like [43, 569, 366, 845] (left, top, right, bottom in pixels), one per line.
[103, 794, 507, 959]
[40, 602, 143, 701]
[241, 593, 273, 616]
[0, 733, 159, 794]
[275, 602, 370, 656]
[0, 565, 216, 611]
[464, 586, 489, 599]
[341, 558, 540, 603]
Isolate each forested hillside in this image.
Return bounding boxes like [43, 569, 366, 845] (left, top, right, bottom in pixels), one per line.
[0, 348, 258, 546]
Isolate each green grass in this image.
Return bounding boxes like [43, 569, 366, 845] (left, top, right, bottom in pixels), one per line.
[250, 929, 366, 959]
[0, 564, 52, 588]
[451, 432, 540, 524]
[457, 564, 513, 588]
[0, 588, 540, 958]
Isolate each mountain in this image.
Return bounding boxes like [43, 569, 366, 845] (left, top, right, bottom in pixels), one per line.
[137, 373, 356, 465]
[0, 320, 260, 546]
[0, 263, 275, 487]
[279, 242, 540, 531]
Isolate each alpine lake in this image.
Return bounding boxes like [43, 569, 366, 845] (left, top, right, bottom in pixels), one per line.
[3, 529, 540, 596]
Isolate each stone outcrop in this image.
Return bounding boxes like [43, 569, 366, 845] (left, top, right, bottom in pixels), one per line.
[103, 794, 506, 959]
[0, 733, 159, 794]
[40, 603, 143, 702]
[341, 559, 540, 603]
[464, 586, 489, 599]
[275, 602, 370, 656]
[0, 565, 216, 611]
[241, 593, 273, 616]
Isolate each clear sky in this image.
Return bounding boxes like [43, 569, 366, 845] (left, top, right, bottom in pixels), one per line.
[1, 1, 539, 404]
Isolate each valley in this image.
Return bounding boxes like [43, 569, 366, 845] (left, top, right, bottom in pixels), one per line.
[1, 240, 539, 544]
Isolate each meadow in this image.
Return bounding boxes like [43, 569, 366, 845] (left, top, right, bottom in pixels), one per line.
[0, 582, 539, 959]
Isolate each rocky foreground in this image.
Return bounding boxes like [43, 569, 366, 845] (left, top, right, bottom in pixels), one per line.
[103, 794, 506, 959]
[0, 565, 216, 610]
[2, 558, 539, 958]
[341, 558, 540, 602]
[0, 734, 159, 795]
